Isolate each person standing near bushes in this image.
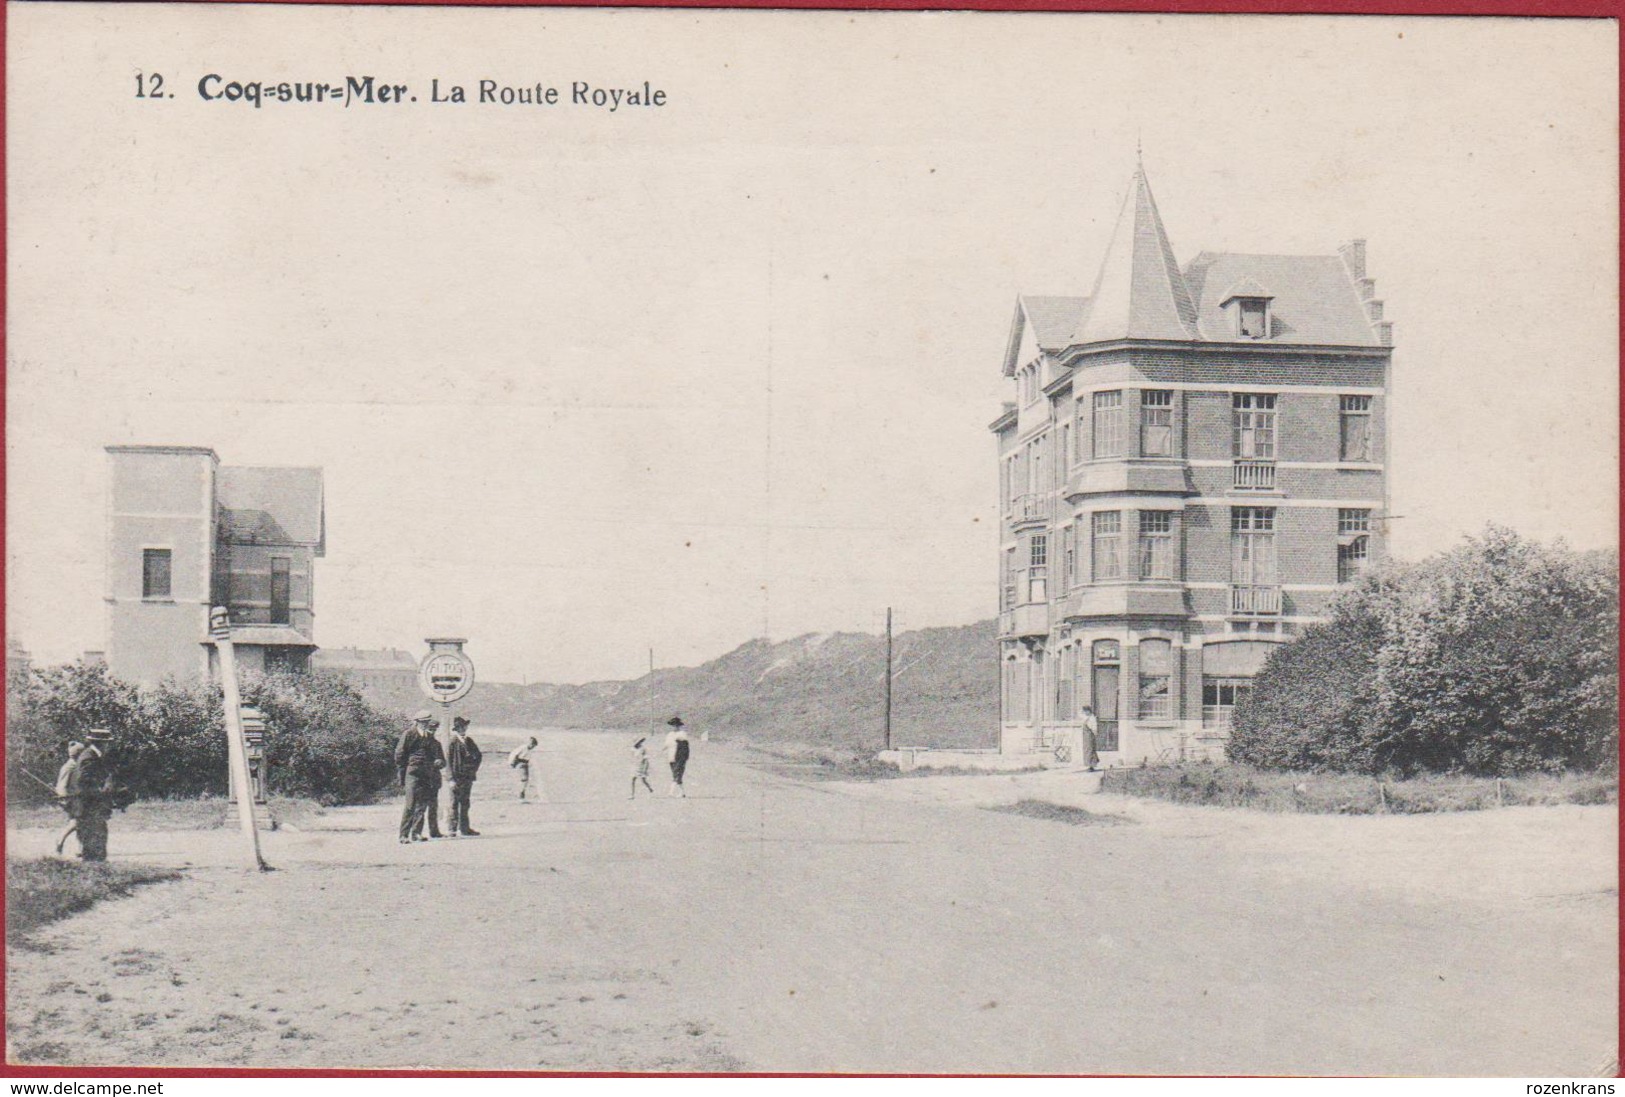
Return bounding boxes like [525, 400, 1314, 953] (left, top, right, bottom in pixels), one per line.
[396, 711, 445, 844]
[446, 715, 483, 836]
[53, 740, 85, 856]
[65, 728, 120, 862]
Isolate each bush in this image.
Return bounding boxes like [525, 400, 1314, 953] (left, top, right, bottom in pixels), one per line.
[1227, 603, 1384, 773]
[6, 663, 402, 807]
[240, 672, 400, 805]
[1229, 528, 1618, 777]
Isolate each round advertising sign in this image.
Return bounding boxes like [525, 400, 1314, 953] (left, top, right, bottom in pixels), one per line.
[418, 650, 475, 704]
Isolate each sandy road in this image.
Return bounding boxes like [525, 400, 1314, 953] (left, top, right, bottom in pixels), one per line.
[6, 730, 1617, 1074]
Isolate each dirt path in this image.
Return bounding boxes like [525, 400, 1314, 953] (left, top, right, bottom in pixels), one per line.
[7, 730, 1617, 1074]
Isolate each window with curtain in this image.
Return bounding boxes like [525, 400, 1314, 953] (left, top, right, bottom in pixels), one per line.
[1340, 395, 1373, 461]
[1238, 298, 1269, 338]
[1093, 391, 1124, 458]
[1061, 525, 1076, 589]
[1337, 509, 1372, 583]
[1092, 511, 1122, 581]
[1138, 639, 1172, 719]
[1231, 507, 1277, 586]
[1141, 390, 1174, 456]
[1232, 394, 1277, 459]
[1028, 534, 1048, 602]
[1338, 537, 1369, 583]
[1138, 511, 1174, 580]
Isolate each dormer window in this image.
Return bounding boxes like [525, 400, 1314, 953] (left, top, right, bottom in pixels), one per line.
[1220, 281, 1275, 340]
[1238, 298, 1268, 339]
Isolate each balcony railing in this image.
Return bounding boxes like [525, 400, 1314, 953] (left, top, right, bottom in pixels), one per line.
[1230, 584, 1283, 616]
[1232, 460, 1276, 490]
[1011, 493, 1051, 523]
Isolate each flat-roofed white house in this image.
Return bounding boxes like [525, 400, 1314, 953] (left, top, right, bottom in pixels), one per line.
[105, 445, 325, 685]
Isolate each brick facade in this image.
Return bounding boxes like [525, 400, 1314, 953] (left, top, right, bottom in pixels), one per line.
[993, 168, 1391, 765]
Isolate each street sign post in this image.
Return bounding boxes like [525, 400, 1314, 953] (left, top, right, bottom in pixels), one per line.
[210, 608, 270, 872]
[419, 638, 475, 822]
[418, 644, 475, 705]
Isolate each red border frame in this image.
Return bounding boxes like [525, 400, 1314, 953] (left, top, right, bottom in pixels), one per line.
[0, 0, 1619, 1081]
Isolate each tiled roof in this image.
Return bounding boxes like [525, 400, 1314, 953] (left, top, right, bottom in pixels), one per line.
[1006, 168, 1386, 360]
[1185, 252, 1379, 346]
[1021, 296, 1088, 352]
[217, 466, 325, 553]
[1072, 169, 1199, 345]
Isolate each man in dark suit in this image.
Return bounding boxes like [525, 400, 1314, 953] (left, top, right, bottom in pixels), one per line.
[65, 728, 121, 861]
[446, 715, 483, 836]
[395, 712, 444, 844]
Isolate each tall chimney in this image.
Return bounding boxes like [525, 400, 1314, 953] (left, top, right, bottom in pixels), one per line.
[1338, 239, 1368, 281]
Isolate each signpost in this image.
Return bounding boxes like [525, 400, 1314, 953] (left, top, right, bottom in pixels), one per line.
[210, 608, 270, 872]
[419, 638, 475, 819]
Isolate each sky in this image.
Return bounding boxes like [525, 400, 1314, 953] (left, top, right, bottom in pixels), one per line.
[6, 6, 1618, 683]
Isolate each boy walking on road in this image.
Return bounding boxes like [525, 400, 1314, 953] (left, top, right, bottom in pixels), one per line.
[629, 737, 655, 799]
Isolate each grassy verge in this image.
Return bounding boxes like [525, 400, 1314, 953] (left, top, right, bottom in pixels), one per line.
[6, 857, 183, 940]
[1099, 763, 1619, 814]
[6, 796, 329, 832]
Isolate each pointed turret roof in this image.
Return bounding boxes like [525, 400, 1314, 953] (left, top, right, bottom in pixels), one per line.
[1070, 167, 1199, 345]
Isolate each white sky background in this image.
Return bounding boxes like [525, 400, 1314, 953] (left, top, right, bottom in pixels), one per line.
[6, 7, 1617, 683]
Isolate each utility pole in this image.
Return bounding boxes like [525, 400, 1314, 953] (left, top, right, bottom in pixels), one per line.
[884, 607, 893, 751]
[648, 646, 655, 737]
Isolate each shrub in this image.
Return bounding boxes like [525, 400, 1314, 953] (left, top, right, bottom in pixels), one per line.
[1230, 528, 1618, 777]
[1227, 603, 1383, 773]
[240, 671, 400, 805]
[5, 663, 143, 803]
[6, 663, 402, 806]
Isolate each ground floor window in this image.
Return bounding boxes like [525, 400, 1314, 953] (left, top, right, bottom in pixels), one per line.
[1201, 677, 1252, 728]
[1139, 639, 1173, 719]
